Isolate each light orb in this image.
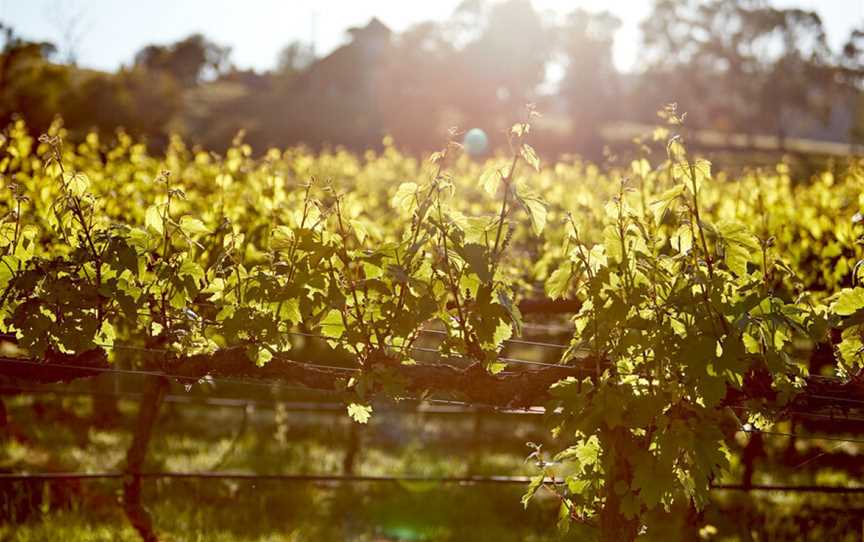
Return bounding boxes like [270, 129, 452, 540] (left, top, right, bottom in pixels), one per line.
[463, 128, 489, 158]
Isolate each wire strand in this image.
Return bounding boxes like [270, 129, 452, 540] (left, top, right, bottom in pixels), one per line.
[0, 357, 339, 393]
[0, 471, 552, 484]
[740, 428, 864, 445]
[2, 471, 864, 494]
[0, 359, 548, 412]
[0, 386, 544, 415]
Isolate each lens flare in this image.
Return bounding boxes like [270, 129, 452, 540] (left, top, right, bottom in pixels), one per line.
[463, 128, 488, 158]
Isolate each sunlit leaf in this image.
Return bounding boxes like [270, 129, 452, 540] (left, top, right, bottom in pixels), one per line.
[145, 205, 163, 235]
[179, 216, 209, 236]
[65, 172, 89, 197]
[834, 288, 864, 316]
[347, 403, 372, 424]
[479, 167, 503, 196]
[521, 144, 540, 172]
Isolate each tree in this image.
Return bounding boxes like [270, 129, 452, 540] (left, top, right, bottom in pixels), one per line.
[638, 0, 834, 139]
[842, 24, 864, 76]
[556, 9, 621, 155]
[841, 24, 864, 147]
[44, 0, 89, 65]
[750, 7, 835, 143]
[445, 0, 554, 129]
[63, 68, 183, 147]
[0, 22, 67, 133]
[275, 41, 315, 78]
[134, 34, 231, 87]
[377, 21, 461, 150]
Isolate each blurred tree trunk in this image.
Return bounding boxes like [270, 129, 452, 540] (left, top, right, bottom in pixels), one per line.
[599, 427, 640, 542]
[342, 420, 362, 475]
[123, 375, 167, 542]
[91, 375, 121, 427]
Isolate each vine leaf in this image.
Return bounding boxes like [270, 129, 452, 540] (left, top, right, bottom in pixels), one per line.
[479, 167, 503, 196]
[65, 172, 89, 197]
[271, 226, 294, 251]
[520, 143, 540, 172]
[837, 327, 864, 369]
[256, 348, 273, 367]
[521, 474, 545, 508]
[649, 185, 684, 224]
[833, 288, 864, 316]
[145, 205, 163, 235]
[280, 298, 302, 325]
[179, 216, 209, 236]
[459, 243, 492, 283]
[631, 454, 665, 509]
[516, 192, 547, 236]
[347, 403, 372, 424]
[321, 310, 346, 339]
[546, 262, 573, 300]
[631, 158, 650, 178]
[392, 182, 418, 212]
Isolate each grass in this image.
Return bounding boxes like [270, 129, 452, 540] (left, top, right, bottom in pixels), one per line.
[0, 386, 579, 541]
[4, 381, 864, 541]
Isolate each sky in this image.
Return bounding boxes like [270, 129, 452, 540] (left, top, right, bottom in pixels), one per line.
[1, 0, 862, 73]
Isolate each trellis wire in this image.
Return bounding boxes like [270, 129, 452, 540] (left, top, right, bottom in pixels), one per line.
[1, 471, 863, 494]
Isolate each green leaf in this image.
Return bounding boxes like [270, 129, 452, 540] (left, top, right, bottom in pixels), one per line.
[179, 216, 209, 236]
[693, 159, 711, 185]
[178, 260, 204, 282]
[279, 298, 302, 325]
[649, 184, 684, 224]
[202, 277, 226, 301]
[520, 195, 547, 236]
[145, 205, 163, 235]
[392, 182, 418, 212]
[479, 167, 503, 196]
[520, 144, 540, 172]
[631, 158, 650, 178]
[725, 243, 750, 277]
[0, 256, 14, 290]
[347, 403, 372, 424]
[566, 477, 590, 495]
[321, 309, 345, 339]
[350, 219, 369, 243]
[838, 327, 864, 368]
[834, 288, 864, 316]
[362, 262, 384, 280]
[97, 321, 116, 348]
[511, 122, 529, 137]
[493, 318, 513, 347]
[603, 225, 622, 262]
[672, 159, 711, 193]
[271, 225, 294, 251]
[545, 262, 573, 300]
[574, 436, 601, 467]
[670, 225, 692, 254]
[555, 435, 601, 470]
[521, 474, 544, 508]
[717, 220, 759, 251]
[698, 371, 727, 408]
[742, 332, 760, 354]
[65, 172, 89, 197]
[256, 348, 273, 367]
[485, 361, 505, 374]
[459, 243, 492, 283]
[631, 453, 665, 509]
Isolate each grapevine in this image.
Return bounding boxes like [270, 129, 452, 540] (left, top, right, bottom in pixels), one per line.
[2, 109, 864, 540]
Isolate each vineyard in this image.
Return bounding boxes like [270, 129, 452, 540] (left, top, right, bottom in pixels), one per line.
[3, 106, 864, 541]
